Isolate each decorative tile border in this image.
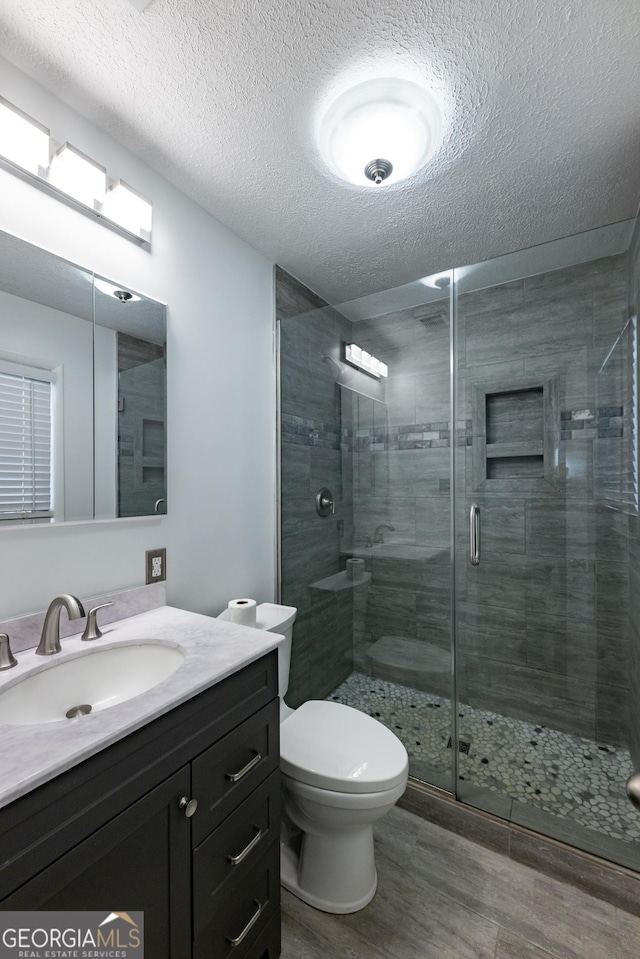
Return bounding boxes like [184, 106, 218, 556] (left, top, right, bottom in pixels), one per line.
[560, 407, 624, 440]
[281, 413, 340, 450]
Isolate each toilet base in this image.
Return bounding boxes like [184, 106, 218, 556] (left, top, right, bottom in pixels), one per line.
[281, 841, 378, 914]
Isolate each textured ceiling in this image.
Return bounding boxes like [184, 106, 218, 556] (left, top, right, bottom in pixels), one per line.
[0, 0, 639, 302]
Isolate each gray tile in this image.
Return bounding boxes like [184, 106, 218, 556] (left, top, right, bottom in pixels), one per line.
[399, 785, 511, 856]
[459, 656, 596, 738]
[373, 449, 449, 497]
[509, 828, 640, 921]
[464, 294, 593, 368]
[616, 907, 640, 957]
[281, 442, 310, 498]
[458, 280, 525, 319]
[457, 601, 528, 667]
[596, 682, 630, 748]
[412, 818, 621, 959]
[416, 496, 451, 549]
[495, 927, 560, 959]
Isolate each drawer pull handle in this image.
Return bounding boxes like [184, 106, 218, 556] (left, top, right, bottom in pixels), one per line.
[179, 796, 198, 818]
[226, 899, 265, 947]
[226, 751, 262, 783]
[227, 826, 265, 865]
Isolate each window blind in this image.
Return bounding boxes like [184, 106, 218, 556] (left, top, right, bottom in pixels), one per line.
[0, 361, 54, 520]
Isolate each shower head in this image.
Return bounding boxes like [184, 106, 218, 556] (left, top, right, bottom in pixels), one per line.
[322, 355, 345, 375]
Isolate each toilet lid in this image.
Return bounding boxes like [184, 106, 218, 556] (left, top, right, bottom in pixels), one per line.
[280, 700, 408, 794]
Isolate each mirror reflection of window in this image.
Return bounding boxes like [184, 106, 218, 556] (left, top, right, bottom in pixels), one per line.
[0, 360, 54, 523]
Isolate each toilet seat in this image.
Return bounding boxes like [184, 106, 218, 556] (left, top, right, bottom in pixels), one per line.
[280, 700, 408, 794]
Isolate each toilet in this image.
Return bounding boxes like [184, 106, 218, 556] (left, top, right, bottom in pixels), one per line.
[254, 602, 409, 914]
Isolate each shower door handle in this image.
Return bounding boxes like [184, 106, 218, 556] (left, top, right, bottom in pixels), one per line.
[626, 773, 640, 811]
[469, 504, 480, 567]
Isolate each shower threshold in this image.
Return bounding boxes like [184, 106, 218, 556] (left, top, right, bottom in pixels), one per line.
[328, 672, 640, 851]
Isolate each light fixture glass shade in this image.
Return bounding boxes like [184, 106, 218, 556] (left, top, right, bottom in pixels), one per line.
[102, 180, 152, 237]
[0, 97, 49, 174]
[319, 78, 442, 187]
[49, 143, 106, 207]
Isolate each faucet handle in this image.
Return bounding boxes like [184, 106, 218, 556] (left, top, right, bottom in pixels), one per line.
[81, 602, 114, 642]
[0, 633, 17, 670]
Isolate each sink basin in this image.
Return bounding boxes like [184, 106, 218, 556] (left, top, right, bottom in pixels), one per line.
[0, 642, 185, 726]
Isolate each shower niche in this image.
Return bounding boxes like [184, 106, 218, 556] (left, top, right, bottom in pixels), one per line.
[472, 377, 559, 490]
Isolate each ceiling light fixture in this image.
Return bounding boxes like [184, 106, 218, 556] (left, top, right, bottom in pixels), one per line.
[319, 78, 442, 188]
[0, 94, 152, 247]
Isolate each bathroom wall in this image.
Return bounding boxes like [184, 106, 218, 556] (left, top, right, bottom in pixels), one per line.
[0, 56, 275, 620]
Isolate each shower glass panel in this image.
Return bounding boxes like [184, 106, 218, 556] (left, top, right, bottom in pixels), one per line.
[277, 266, 455, 793]
[453, 217, 640, 870]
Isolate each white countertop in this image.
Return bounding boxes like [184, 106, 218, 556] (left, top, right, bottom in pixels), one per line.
[0, 605, 283, 809]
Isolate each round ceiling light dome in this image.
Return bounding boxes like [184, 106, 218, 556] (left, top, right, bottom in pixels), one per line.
[318, 78, 443, 188]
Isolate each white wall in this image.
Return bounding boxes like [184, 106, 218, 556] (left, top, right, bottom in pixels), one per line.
[0, 56, 276, 619]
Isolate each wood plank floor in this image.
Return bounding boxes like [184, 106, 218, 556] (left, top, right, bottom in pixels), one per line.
[281, 806, 640, 958]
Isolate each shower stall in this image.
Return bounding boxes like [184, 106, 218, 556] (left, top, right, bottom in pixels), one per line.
[277, 216, 640, 873]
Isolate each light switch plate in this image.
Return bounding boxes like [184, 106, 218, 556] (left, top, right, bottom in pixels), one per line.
[146, 547, 166, 584]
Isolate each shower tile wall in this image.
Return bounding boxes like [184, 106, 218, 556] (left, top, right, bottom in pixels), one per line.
[278, 267, 354, 706]
[456, 253, 631, 746]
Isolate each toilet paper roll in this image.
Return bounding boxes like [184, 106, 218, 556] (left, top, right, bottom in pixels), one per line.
[217, 598, 257, 627]
[346, 558, 365, 581]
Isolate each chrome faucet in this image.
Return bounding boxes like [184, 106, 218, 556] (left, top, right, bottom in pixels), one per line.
[372, 523, 395, 545]
[36, 594, 86, 656]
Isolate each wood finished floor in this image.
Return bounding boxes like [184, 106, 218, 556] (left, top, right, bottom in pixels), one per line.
[280, 806, 640, 959]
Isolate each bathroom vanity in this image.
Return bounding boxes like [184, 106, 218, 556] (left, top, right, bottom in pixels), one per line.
[0, 607, 282, 959]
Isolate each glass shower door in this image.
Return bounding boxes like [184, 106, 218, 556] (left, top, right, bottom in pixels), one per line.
[452, 219, 640, 870]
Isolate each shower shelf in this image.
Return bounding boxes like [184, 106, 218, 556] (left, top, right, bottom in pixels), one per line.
[485, 442, 543, 458]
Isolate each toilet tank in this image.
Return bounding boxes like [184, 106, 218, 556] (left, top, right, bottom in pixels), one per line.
[255, 603, 297, 700]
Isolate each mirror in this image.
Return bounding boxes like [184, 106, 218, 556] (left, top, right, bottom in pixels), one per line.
[0, 229, 166, 524]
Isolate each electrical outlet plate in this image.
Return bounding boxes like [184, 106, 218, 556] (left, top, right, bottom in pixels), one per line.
[146, 547, 166, 584]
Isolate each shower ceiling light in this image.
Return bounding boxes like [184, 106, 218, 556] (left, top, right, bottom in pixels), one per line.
[319, 78, 442, 188]
[345, 343, 388, 378]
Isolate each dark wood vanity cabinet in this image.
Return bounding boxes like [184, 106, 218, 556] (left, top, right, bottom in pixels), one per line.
[0, 651, 282, 959]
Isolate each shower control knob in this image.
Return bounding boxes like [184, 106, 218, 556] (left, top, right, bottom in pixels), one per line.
[179, 796, 198, 818]
[626, 774, 640, 811]
[315, 487, 335, 517]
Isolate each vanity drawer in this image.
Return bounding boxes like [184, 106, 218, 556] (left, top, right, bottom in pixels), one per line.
[192, 770, 280, 938]
[191, 698, 279, 846]
[192, 840, 280, 959]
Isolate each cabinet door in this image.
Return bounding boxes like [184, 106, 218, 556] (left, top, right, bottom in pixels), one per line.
[1, 767, 192, 959]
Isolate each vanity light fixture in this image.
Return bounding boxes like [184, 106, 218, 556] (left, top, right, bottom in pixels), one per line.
[318, 78, 442, 188]
[345, 343, 388, 379]
[0, 94, 152, 247]
[102, 180, 152, 241]
[49, 143, 107, 208]
[0, 96, 49, 175]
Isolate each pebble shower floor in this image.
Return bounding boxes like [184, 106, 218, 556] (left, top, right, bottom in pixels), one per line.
[328, 672, 640, 846]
